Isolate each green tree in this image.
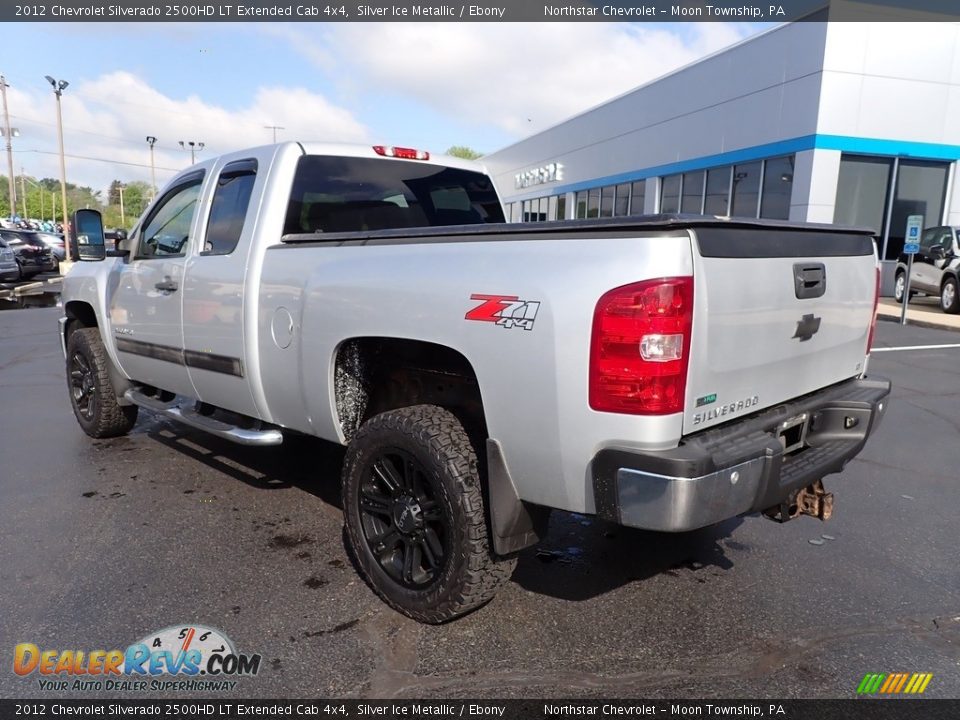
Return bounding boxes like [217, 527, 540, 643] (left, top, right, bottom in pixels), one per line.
[445, 146, 483, 160]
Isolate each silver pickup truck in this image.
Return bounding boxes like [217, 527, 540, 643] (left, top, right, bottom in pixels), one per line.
[60, 142, 890, 623]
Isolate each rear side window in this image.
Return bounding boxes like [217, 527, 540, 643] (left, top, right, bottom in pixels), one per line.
[283, 156, 504, 236]
[204, 159, 257, 256]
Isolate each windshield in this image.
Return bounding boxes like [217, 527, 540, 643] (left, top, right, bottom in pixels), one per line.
[284, 155, 504, 235]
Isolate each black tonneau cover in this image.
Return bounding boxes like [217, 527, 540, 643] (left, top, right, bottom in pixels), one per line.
[278, 214, 876, 257]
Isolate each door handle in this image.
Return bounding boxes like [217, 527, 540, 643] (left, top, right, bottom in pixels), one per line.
[155, 278, 178, 293]
[793, 263, 826, 299]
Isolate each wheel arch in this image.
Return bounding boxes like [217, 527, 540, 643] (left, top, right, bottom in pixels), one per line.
[333, 336, 546, 555]
[63, 300, 134, 402]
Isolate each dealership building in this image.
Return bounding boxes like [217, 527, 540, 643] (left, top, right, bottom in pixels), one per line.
[483, 20, 960, 292]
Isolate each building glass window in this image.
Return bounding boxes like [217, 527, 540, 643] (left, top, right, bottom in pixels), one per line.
[576, 191, 587, 219]
[600, 186, 614, 218]
[556, 194, 566, 220]
[614, 184, 631, 216]
[548, 195, 557, 222]
[704, 167, 731, 216]
[760, 156, 794, 220]
[834, 156, 892, 247]
[834, 155, 949, 260]
[630, 180, 646, 216]
[660, 175, 681, 213]
[681, 170, 704, 214]
[587, 188, 600, 218]
[887, 160, 949, 259]
[731, 162, 761, 218]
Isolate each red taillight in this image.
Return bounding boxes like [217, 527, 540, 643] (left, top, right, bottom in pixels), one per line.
[372, 145, 430, 161]
[866, 265, 881, 353]
[590, 277, 694, 415]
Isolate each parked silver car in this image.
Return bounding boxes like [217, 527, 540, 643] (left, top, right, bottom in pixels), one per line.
[894, 226, 960, 314]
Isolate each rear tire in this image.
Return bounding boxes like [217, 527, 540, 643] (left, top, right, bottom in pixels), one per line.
[941, 277, 959, 314]
[66, 328, 139, 438]
[342, 404, 515, 623]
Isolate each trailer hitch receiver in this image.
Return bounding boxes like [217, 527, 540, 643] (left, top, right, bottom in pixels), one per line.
[763, 479, 834, 523]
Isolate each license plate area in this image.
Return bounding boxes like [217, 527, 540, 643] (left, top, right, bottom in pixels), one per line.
[777, 412, 809, 455]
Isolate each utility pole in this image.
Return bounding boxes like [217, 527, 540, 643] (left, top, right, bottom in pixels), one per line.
[119, 183, 125, 226]
[264, 125, 284, 143]
[1, 75, 17, 219]
[145, 136, 157, 198]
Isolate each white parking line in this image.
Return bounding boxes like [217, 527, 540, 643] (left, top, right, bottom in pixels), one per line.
[873, 343, 960, 353]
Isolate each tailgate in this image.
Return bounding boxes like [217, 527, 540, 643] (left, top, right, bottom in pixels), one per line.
[684, 226, 877, 435]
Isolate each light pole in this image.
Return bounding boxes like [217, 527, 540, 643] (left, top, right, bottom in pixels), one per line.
[19, 167, 27, 219]
[45, 75, 70, 269]
[145, 136, 157, 199]
[23, 175, 46, 225]
[1, 75, 18, 220]
[179, 140, 204, 165]
[118, 183, 126, 226]
[264, 125, 284, 143]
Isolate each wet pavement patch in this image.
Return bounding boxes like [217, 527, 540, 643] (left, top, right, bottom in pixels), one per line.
[269, 533, 313, 549]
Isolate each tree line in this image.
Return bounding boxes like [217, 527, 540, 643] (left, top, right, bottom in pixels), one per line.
[0, 175, 153, 230]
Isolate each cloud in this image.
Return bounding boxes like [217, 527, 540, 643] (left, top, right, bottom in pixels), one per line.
[283, 22, 750, 138]
[5, 71, 369, 198]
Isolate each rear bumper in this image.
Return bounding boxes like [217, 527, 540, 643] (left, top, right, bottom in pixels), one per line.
[592, 377, 891, 532]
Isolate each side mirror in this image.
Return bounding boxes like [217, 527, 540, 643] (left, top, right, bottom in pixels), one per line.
[930, 244, 946, 261]
[71, 209, 106, 261]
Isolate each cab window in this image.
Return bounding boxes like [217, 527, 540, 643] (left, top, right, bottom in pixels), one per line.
[136, 176, 203, 259]
[203, 159, 257, 256]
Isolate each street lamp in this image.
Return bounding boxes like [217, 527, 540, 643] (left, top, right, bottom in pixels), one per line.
[264, 125, 284, 143]
[178, 140, 204, 165]
[145, 136, 157, 198]
[45, 75, 70, 269]
[1, 75, 18, 220]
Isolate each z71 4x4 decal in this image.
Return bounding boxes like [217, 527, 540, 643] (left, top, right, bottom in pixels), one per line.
[465, 294, 540, 331]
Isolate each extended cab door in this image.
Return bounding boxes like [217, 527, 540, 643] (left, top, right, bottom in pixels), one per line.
[180, 156, 263, 419]
[108, 171, 205, 397]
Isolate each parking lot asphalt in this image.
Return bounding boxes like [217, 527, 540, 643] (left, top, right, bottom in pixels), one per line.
[1, 305, 959, 700]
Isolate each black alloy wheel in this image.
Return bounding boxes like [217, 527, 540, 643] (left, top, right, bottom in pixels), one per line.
[65, 328, 138, 438]
[69, 349, 97, 421]
[358, 447, 448, 589]
[342, 404, 516, 623]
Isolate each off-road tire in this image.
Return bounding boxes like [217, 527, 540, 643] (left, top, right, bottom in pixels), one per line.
[342, 404, 516, 623]
[66, 327, 139, 438]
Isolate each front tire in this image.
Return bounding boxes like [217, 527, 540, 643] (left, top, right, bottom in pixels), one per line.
[894, 271, 907, 303]
[941, 277, 959, 314]
[66, 327, 139, 438]
[342, 405, 515, 623]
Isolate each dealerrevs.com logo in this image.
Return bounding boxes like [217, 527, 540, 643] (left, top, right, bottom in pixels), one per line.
[14, 625, 262, 692]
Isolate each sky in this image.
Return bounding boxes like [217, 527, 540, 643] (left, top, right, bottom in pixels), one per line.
[1, 21, 766, 200]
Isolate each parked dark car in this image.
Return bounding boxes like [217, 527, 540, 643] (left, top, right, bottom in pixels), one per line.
[0, 229, 56, 279]
[32, 232, 66, 265]
[895, 225, 960, 314]
[0, 237, 19, 282]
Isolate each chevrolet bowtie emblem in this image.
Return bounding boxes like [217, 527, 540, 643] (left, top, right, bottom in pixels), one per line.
[793, 313, 822, 341]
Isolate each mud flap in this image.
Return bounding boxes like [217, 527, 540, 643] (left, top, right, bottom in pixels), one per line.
[486, 439, 547, 555]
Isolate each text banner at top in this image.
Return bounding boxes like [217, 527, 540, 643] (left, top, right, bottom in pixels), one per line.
[4, 0, 960, 22]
